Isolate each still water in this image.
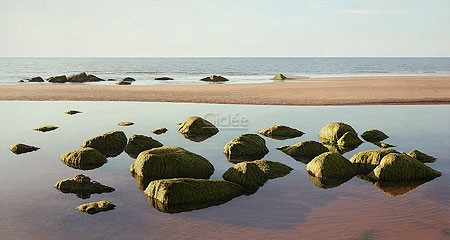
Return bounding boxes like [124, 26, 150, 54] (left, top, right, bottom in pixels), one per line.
[0, 102, 448, 240]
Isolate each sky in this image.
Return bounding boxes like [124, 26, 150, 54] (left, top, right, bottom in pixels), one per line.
[0, 0, 449, 57]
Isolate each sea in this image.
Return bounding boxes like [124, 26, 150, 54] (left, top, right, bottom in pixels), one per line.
[0, 57, 449, 85]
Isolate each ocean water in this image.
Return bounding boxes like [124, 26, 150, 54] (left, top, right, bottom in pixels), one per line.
[0, 57, 449, 85]
[0, 101, 449, 240]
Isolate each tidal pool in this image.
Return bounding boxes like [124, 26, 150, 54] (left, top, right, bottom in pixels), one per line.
[0, 101, 448, 240]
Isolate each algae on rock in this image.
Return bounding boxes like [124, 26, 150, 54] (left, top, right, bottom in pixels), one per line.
[223, 161, 268, 190]
[125, 134, 163, 158]
[224, 134, 269, 161]
[272, 74, 287, 80]
[65, 110, 82, 115]
[33, 125, 59, 132]
[350, 149, 398, 174]
[60, 147, 107, 170]
[9, 143, 40, 154]
[252, 160, 293, 179]
[319, 122, 361, 145]
[258, 125, 304, 140]
[178, 116, 219, 142]
[82, 131, 127, 157]
[336, 131, 363, 147]
[408, 149, 436, 163]
[130, 146, 214, 182]
[307, 152, 359, 180]
[361, 129, 389, 142]
[152, 128, 168, 135]
[54, 174, 115, 199]
[278, 140, 328, 160]
[200, 75, 229, 82]
[118, 121, 134, 126]
[76, 200, 115, 214]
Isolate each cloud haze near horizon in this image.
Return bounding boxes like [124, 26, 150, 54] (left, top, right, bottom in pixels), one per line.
[0, 0, 449, 57]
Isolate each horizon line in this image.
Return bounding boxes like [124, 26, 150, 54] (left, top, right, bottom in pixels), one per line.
[1, 56, 449, 58]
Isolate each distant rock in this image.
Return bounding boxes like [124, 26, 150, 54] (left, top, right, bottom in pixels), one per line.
[200, 75, 229, 82]
[47, 75, 68, 83]
[155, 77, 174, 80]
[123, 77, 136, 82]
[408, 149, 436, 163]
[107, 79, 116, 81]
[28, 76, 45, 82]
[124, 134, 163, 158]
[258, 125, 304, 140]
[65, 110, 82, 115]
[33, 125, 58, 132]
[116, 80, 132, 85]
[152, 128, 168, 135]
[307, 152, 359, 180]
[67, 72, 105, 82]
[60, 147, 107, 170]
[75, 200, 115, 214]
[82, 131, 127, 157]
[272, 74, 287, 80]
[178, 116, 219, 142]
[9, 143, 39, 155]
[18, 80, 25, 83]
[361, 129, 389, 142]
[118, 121, 134, 126]
[54, 174, 115, 199]
[224, 134, 269, 161]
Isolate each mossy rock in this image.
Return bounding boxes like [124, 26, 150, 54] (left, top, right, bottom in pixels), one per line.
[82, 131, 127, 157]
[278, 140, 328, 159]
[65, 110, 82, 115]
[319, 122, 360, 145]
[367, 153, 441, 182]
[9, 143, 39, 154]
[28, 76, 45, 82]
[272, 74, 287, 80]
[54, 174, 115, 199]
[76, 200, 115, 214]
[155, 77, 174, 80]
[361, 129, 389, 142]
[350, 149, 398, 174]
[152, 128, 168, 135]
[33, 125, 59, 132]
[336, 131, 363, 147]
[47, 75, 68, 83]
[200, 75, 229, 82]
[144, 178, 244, 213]
[307, 152, 359, 179]
[258, 125, 304, 140]
[178, 116, 219, 141]
[125, 134, 163, 158]
[224, 134, 269, 160]
[372, 141, 395, 148]
[253, 160, 293, 179]
[118, 121, 134, 126]
[323, 143, 359, 154]
[223, 162, 268, 188]
[60, 147, 107, 170]
[130, 146, 214, 182]
[408, 149, 436, 163]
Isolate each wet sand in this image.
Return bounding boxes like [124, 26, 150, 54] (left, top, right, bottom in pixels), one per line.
[1, 76, 449, 105]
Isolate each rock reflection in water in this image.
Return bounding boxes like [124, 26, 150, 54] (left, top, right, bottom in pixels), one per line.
[181, 133, 216, 142]
[146, 196, 234, 214]
[225, 153, 267, 164]
[307, 174, 350, 189]
[373, 180, 428, 196]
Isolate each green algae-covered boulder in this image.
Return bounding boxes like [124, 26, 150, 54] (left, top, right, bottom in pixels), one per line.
[336, 131, 363, 147]
[319, 122, 361, 145]
[272, 74, 287, 80]
[361, 129, 389, 142]
[130, 146, 214, 182]
[372, 142, 395, 148]
[253, 160, 293, 179]
[222, 162, 268, 188]
[258, 125, 304, 140]
[408, 149, 436, 163]
[124, 134, 163, 158]
[33, 125, 59, 132]
[178, 116, 219, 141]
[152, 128, 168, 135]
[367, 153, 441, 182]
[145, 178, 244, 213]
[200, 75, 229, 82]
[65, 110, 82, 115]
[307, 152, 359, 180]
[278, 140, 328, 159]
[118, 121, 134, 126]
[224, 134, 269, 160]
[82, 131, 127, 157]
[60, 147, 107, 170]
[350, 149, 398, 173]
[54, 174, 115, 199]
[76, 200, 115, 214]
[9, 143, 40, 155]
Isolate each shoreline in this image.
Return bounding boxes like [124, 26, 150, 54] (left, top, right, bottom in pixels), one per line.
[1, 76, 449, 106]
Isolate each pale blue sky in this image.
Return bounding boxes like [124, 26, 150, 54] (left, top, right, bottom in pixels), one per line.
[0, 0, 449, 57]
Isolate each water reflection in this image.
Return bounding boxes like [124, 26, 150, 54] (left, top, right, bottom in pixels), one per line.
[307, 174, 350, 189]
[225, 153, 268, 164]
[181, 133, 216, 142]
[324, 143, 361, 154]
[147, 196, 236, 214]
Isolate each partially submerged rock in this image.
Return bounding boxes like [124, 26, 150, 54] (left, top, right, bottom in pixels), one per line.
[307, 152, 359, 180]
[9, 143, 39, 154]
[408, 149, 436, 163]
[361, 129, 389, 142]
[277, 140, 328, 160]
[145, 178, 244, 213]
[124, 134, 163, 158]
[224, 134, 269, 162]
[272, 73, 287, 80]
[336, 131, 363, 147]
[76, 200, 115, 214]
[28, 76, 45, 82]
[123, 77, 135, 82]
[18, 79, 25, 83]
[223, 162, 268, 188]
[155, 77, 174, 80]
[178, 116, 219, 141]
[116, 80, 132, 85]
[130, 146, 214, 182]
[258, 125, 304, 140]
[372, 142, 395, 148]
[118, 121, 134, 126]
[47, 75, 68, 83]
[82, 131, 127, 157]
[60, 147, 107, 170]
[67, 72, 105, 82]
[65, 110, 82, 115]
[33, 125, 58, 132]
[152, 128, 168, 135]
[319, 122, 361, 145]
[367, 153, 441, 182]
[350, 149, 398, 173]
[200, 75, 229, 82]
[252, 160, 293, 179]
[54, 174, 115, 199]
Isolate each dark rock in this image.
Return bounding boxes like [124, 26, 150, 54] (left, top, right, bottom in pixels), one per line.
[65, 110, 82, 115]
[224, 134, 269, 161]
[9, 143, 39, 154]
[33, 125, 58, 132]
[152, 128, 168, 135]
[258, 125, 304, 140]
[47, 75, 68, 83]
[28, 76, 45, 82]
[125, 134, 163, 158]
[54, 174, 115, 199]
[82, 131, 127, 157]
[361, 129, 389, 142]
[200, 75, 229, 82]
[155, 77, 174, 80]
[76, 200, 115, 214]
